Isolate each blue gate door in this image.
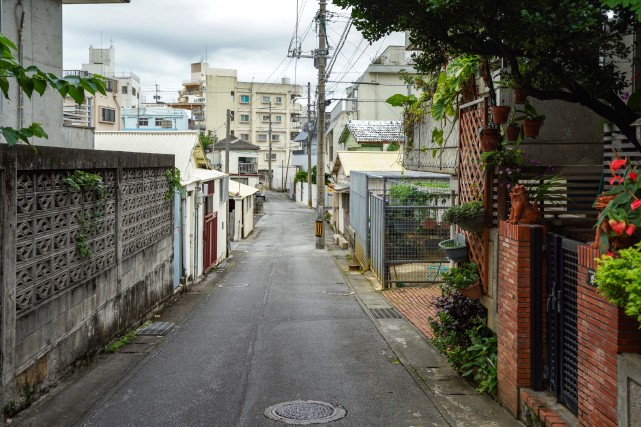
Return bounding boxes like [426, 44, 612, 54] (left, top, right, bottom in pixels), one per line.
[173, 194, 182, 288]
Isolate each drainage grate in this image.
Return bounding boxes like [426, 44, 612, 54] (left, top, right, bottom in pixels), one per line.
[137, 322, 175, 336]
[369, 308, 402, 319]
[264, 400, 346, 425]
[323, 290, 355, 296]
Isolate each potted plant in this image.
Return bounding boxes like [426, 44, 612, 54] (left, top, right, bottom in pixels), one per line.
[515, 100, 545, 138]
[442, 201, 485, 233]
[479, 125, 500, 152]
[439, 234, 468, 263]
[504, 110, 520, 142]
[592, 156, 641, 253]
[441, 262, 482, 299]
[490, 104, 510, 125]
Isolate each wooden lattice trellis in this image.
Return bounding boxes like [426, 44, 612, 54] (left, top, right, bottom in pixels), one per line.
[458, 98, 491, 292]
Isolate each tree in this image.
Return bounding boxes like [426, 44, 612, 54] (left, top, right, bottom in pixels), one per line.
[0, 33, 105, 147]
[333, 0, 641, 149]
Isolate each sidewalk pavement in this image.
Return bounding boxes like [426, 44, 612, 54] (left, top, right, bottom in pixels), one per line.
[383, 286, 441, 339]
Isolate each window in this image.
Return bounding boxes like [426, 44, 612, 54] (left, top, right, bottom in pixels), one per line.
[271, 134, 280, 142]
[132, 87, 137, 96]
[100, 108, 116, 123]
[262, 96, 270, 103]
[138, 117, 148, 126]
[265, 153, 277, 160]
[257, 133, 267, 142]
[262, 114, 270, 122]
[240, 114, 250, 123]
[155, 118, 164, 127]
[275, 96, 283, 104]
[162, 120, 173, 129]
[275, 115, 282, 123]
[240, 95, 250, 104]
[240, 133, 249, 140]
[121, 86, 128, 95]
[291, 132, 299, 139]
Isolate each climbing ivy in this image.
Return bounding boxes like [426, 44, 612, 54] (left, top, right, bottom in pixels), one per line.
[63, 170, 109, 259]
[164, 167, 185, 200]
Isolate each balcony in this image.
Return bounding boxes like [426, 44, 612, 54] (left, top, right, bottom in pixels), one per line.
[63, 101, 92, 127]
[238, 162, 258, 175]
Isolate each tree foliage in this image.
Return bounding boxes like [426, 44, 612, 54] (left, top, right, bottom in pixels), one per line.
[333, 0, 641, 148]
[0, 33, 106, 147]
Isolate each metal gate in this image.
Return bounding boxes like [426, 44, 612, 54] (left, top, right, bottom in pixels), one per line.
[203, 212, 218, 272]
[370, 193, 385, 283]
[547, 234, 580, 415]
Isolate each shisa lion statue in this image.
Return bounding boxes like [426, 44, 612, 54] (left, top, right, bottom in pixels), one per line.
[508, 184, 540, 224]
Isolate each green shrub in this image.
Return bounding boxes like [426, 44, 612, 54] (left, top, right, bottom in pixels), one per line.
[442, 201, 483, 225]
[441, 262, 479, 291]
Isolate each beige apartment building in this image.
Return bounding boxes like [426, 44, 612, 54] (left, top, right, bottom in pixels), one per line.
[205, 68, 303, 185]
[168, 62, 208, 131]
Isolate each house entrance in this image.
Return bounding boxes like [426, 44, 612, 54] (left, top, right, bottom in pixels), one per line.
[547, 233, 580, 415]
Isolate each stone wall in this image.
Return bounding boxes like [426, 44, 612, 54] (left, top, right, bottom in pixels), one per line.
[0, 145, 174, 405]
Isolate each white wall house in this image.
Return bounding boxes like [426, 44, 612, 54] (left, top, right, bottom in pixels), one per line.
[121, 106, 190, 131]
[228, 182, 259, 241]
[95, 131, 229, 281]
[213, 136, 262, 190]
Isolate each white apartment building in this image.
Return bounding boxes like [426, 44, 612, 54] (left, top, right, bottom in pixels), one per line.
[205, 69, 303, 187]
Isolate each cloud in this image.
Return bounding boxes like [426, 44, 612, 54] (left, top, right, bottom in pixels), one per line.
[62, 0, 405, 103]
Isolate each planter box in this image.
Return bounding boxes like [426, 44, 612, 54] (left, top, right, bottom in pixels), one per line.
[439, 239, 469, 263]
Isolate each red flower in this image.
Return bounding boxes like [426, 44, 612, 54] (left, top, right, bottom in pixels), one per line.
[609, 219, 626, 236]
[626, 224, 637, 236]
[606, 251, 616, 257]
[611, 158, 627, 172]
[629, 172, 638, 182]
[632, 199, 641, 211]
[609, 176, 624, 185]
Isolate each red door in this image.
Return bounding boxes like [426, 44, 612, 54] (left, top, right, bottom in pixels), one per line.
[203, 212, 217, 272]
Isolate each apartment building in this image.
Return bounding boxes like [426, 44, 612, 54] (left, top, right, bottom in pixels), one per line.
[168, 62, 207, 131]
[205, 68, 303, 185]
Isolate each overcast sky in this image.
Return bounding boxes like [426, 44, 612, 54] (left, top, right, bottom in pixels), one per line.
[62, 0, 405, 104]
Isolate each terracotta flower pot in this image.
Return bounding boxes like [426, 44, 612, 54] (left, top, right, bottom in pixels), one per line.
[480, 128, 500, 152]
[459, 281, 482, 299]
[521, 119, 542, 138]
[490, 106, 511, 125]
[513, 87, 527, 104]
[505, 124, 520, 142]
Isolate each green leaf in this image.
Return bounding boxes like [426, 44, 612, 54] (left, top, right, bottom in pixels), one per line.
[17, 77, 34, 98]
[1, 127, 21, 146]
[67, 85, 85, 104]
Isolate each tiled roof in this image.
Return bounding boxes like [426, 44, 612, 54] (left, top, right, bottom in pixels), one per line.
[214, 137, 261, 151]
[345, 120, 403, 143]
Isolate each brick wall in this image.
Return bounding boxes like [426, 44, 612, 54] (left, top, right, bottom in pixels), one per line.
[497, 222, 542, 416]
[577, 245, 641, 426]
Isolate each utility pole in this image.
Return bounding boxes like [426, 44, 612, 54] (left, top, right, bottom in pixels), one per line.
[316, 0, 327, 250]
[225, 109, 231, 174]
[268, 102, 273, 190]
[307, 82, 312, 209]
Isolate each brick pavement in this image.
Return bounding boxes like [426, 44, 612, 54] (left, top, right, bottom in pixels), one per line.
[383, 285, 442, 339]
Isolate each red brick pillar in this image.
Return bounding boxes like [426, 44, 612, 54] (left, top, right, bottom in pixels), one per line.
[577, 245, 641, 427]
[497, 222, 545, 416]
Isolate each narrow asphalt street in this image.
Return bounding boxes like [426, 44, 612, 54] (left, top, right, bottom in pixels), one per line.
[82, 191, 449, 426]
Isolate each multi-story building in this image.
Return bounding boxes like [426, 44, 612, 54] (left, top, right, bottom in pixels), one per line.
[204, 68, 303, 187]
[168, 62, 207, 131]
[63, 45, 141, 132]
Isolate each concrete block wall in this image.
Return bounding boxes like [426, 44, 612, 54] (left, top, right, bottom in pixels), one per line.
[0, 145, 175, 406]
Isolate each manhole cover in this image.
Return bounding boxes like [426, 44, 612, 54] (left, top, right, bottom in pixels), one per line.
[137, 322, 175, 336]
[264, 400, 346, 425]
[218, 283, 249, 288]
[370, 308, 402, 319]
[323, 290, 355, 296]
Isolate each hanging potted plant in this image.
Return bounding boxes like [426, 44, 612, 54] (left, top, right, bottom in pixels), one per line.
[442, 201, 485, 233]
[515, 100, 545, 138]
[438, 234, 469, 263]
[513, 87, 527, 104]
[479, 124, 500, 152]
[490, 105, 511, 125]
[441, 262, 481, 299]
[504, 110, 520, 142]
